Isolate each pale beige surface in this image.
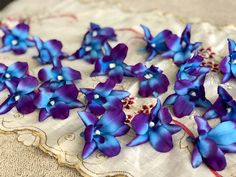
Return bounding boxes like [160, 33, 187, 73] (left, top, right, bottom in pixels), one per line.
[0, 1, 236, 177]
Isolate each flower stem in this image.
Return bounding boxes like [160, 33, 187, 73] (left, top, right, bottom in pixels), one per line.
[115, 27, 144, 37]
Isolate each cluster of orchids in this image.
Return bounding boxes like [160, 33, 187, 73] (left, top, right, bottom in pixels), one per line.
[1, 21, 236, 174]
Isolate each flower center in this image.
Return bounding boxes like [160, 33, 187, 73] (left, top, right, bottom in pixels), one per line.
[92, 31, 98, 37]
[14, 95, 20, 101]
[57, 75, 64, 81]
[149, 121, 155, 127]
[4, 73, 11, 79]
[144, 73, 153, 79]
[11, 39, 18, 46]
[95, 129, 101, 135]
[49, 100, 56, 106]
[85, 46, 92, 52]
[151, 43, 156, 48]
[189, 90, 197, 97]
[227, 107, 232, 113]
[94, 94, 100, 99]
[109, 63, 116, 69]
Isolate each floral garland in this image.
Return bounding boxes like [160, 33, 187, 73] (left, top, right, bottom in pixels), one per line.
[0, 21, 236, 176]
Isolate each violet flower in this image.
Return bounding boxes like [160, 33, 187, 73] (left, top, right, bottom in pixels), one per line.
[219, 38, 236, 83]
[127, 99, 181, 152]
[80, 79, 130, 116]
[0, 23, 34, 54]
[0, 62, 28, 91]
[131, 63, 169, 97]
[177, 54, 209, 82]
[69, 23, 116, 64]
[0, 76, 38, 114]
[38, 65, 81, 89]
[140, 24, 172, 61]
[164, 75, 211, 118]
[34, 84, 84, 121]
[204, 86, 236, 122]
[78, 110, 129, 159]
[91, 43, 132, 83]
[33, 36, 65, 67]
[190, 116, 236, 171]
[162, 24, 201, 66]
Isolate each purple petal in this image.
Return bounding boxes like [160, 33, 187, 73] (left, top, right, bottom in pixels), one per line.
[16, 76, 38, 94]
[38, 67, 53, 82]
[191, 146, 203, 168]
[0, 96, 16, 114]
[55, 84, 79, 102]
[174, 96, 194, 118]
[113, 124, 130, 137]
[181, 24, 191, 43]
[39, 108, 50, 122]
[158, 107, 172, 124]
[7, 62, 28, 78]
[0, 63, 7, 73]
[109, 90, 130, 100]
[62, 67, 81, 81]
[231, 64, 236, 78]
[164, 94, 178, 105]
[228, 38, 236, 53]
[127, 134, 149, 147]
[78, 111, 98, 126]
[138, 80, 152, 97]
[84, 125, 94, 142]
[50, 102, 70, 119]
[44, 39, 62, 56]
[150, 74, 169, 95]
[88, 100, 106, 116]
[12, 23, 29, 39]
[219, 56, 230, 74]
[131, 113, 149, 135]
[219, 143, 236, 153]
[95, 79, 116, 97]
[111, 43, 128, 61]
[164, 124, 181, 134]
[166, 34, 181, 52]
[194, 116, 211, 135]
[140, 24, 152, 40]
[108, 66, 124, 83]
[16, 94, 36, 114]
[82, 141, 97, 159]
[222, 73, 231, 84]
[149, 126, 173, 152]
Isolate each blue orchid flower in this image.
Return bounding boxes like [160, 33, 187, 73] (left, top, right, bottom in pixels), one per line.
[204, 86, 236, 122]
[177, 54, 209, 82]
[69, 23, 116, 64]
[91, 43, 132, 83]
[0, 76, 38, 114]
[0, 23, 34, 54]
[38, 65, 81, 89]
[0, 62, 28, 91]
[33, 36, 66, 67]
[127, 99, 181, 152]
[80, 79, 130, 116]
[162, 24, 201, 66]
[164, 75, 211, 118]
[34, 84, 84, 121]
[190, 116, 236, 171]
[140, 24, 172, 61]
[219, 38, 236, 83]
[78, 110, 129, 159]
[131, 63, 169, 97]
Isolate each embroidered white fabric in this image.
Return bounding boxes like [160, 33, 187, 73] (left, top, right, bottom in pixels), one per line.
[1, 0, 236, 177]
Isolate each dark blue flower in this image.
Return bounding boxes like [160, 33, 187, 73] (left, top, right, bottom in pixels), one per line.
[177, 54, 209, 82]
[0, 23, 34, 54]
[204, 86, 236, 122]
[127, 99, 181, 152]
[69, 23, 116, 64]
[0, 62, 28, 91]
[219, 38, 236, 83]
[91, 43, 132, 83]
[0, 76, 38, 114]
[164, 75, 211, 118]
[38, 65, 81, 89]
[78, 110, 129, 159]
[33, 36, 65, 67]
[140, 24, 172, 61]
[162, 24, 201, 66]
[190, 116, 236, 171]
[131, 63, 169, 97]
[80, 79, 130, 116]
[34, 84, 84, 121]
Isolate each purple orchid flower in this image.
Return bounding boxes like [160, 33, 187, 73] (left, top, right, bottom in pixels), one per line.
[0, 62, 28, 91]
[91, 43, 132, 83]
[127, 99, 181, 152]
[204, 86, 236, 122]
[0, 76, 38, 114]
[38, 65, 81, 89]
[69, 23, 116, 64]
[219, 38, 236, 83]
[140, 24, 172, 61]
[164, 75, 211, 118]
[190, 116, 236, 171]
[34, 84, 84, 121]
[131, 63, 169, 97]
[78, 110, 129, 159]
[0, 23, 34, 54]
[177, 54, 209, 82]
[33, 36, 65, 67]
[80, 79, 130, 116]
[162, 24, 201, 66]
